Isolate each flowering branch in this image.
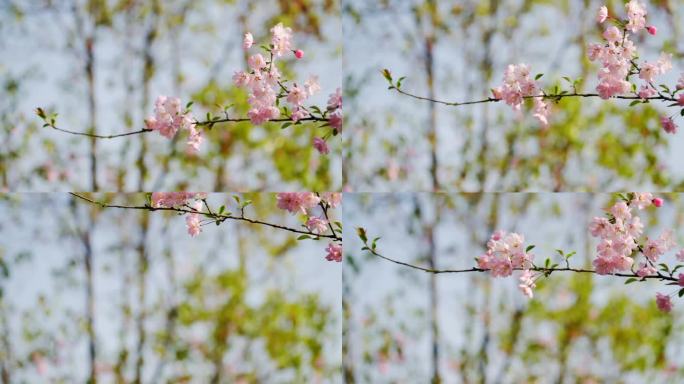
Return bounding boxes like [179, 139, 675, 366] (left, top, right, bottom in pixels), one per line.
[383, 1, 684, 134]
[36, 23, 343, 155]
[356, 192, 684, 313]
[357, 230, 675, 281]
[70, 192, 341, 241]
[70, 192, 343, 263]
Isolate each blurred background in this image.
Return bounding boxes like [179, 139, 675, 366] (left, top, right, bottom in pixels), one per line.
[343, 0, 684, 192]
[343, 193, 684, 383]
[0, 193, 341, 383]
[0, 0, 341, 192]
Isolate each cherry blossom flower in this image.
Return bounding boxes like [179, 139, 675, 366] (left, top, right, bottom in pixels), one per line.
[313, 137, 329, 154]
[186, 201, 202, 237]
[518, 269, 537, 298]
[597, 6, 608, 23]
[145, 96, 201, 152]
[151, 192, 205, 208]
[661, 116, 677, 134]
[243, 32, 253, 50]
[321, 192, 342, 208]
[270, 23, 293, 57]
[477, 230, 533, 278]
[636, 263, 656, 277]
[276, 192, 321, 215]
[646, 25, 657, 35]
[656, 292, 673, 313]
[625, 0, 647, 33]
[306, 216, 328, 234]
[325, 242, 342, 262]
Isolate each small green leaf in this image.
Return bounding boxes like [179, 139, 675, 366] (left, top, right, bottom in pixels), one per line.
[356, 227, 368, 243]
[535, 73, 544, 80]
[624, 277, 637, 284]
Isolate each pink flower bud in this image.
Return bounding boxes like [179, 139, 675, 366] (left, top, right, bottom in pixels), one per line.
[652, 198, 664, 207]
[646, 25, 657, 35]
[294, 49, 304, 59]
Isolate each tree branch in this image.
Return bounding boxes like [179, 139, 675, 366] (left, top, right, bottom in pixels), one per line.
[360, 239, 677, 282]
[69, 193, 342, 241]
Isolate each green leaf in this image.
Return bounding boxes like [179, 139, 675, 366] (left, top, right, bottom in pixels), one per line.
[356, 227, 368, 243]
[381, 69, 393, 83]
[525, 245, 535, 252]
[624, 277, 637, 284]
[535, 73, 544, 80]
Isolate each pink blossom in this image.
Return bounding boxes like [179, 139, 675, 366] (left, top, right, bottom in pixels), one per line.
[243, 32, 253, 49]
[233, 71, 251, 88]
[248, 54, 267, 71]
[518, 269, 537, 298]
[661, 116, 677, 134]
[602, 26, 622, 42]
[145, 96, 201, 152]
[677, 73, 684, 90]
[631, 192, 653, 210]
[327, 88, 342, 111]
[151, 192, 203, 208]
[678, 273, 684, 287]
[294, 49, 304, 59]
[291, 107, 310, 123]
[287, 84, 308, 106]
[271, 23, 293, 57]
[676, 249, 684, 262]
[646, 25, 657, 35]
[329, 109, 343, 133]
[638, 85, 656, 99]
[321, 192, 341, 208]
[677, 94, 684, 107]
[636, 263, 656, 277]
[325, 242, 342, 262]
[304, 76, 321, 95]
[533, 97, 550, 127]
[276, 192, 321, 214]
[306, 217, 328, 234]
[656, 292, 673, 313]
[625, 0, 647, 33]
[597, 6, 608, 23]
[477, 230, 533, 279]
[313, 137, 329, 154]
[652, 197, 664, 207]
[185, 201, 202, 237]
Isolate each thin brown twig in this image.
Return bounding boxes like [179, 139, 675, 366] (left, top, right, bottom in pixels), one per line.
[390, 86, 677, 107]
[47, 116, 330, 139]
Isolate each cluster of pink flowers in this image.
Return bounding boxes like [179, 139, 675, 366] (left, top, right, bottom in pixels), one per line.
[476, 230, 536, 297]
[591, 2, 682, 134]
[325, 243, 342, 262]
[311, 87, 344, 154]
[233, 23, 317, 125]
[234, 24, 343, 155]
[491, 64, 550, 127]
[151, 192, 206, 208]
[588, 193, 684, 313]
[145, 96, 203, 153]
[589, 194, 670, 274]
[150, 192, 207, 237]
[276, 192, 342, 262]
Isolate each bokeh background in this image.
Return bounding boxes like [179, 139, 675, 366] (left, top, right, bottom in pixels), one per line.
[343, 0, 684, 192]
[344, 193, 684, 383]
[0, 193, 341, 383]
[0, 0, 342, 192]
